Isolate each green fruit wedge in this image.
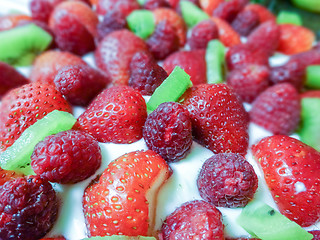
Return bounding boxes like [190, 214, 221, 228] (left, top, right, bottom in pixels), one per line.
[306, 65, 320, 89]
[0, 110, 76, 175]
[127, 10, 155, 39]
[0, 24, 52, 66]
[291, 0, 320, 13]
[82, 236, 156, 240]
[277, 10, 302, 25]
[206, 39, 226, 84]
[180, 0, 209, 28]
[237, 200, 313, 240]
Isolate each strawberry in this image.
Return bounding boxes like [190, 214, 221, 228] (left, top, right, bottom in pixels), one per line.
[277, 24, 315, 55]
[0, 82, 72, 151]
[211, 17, 241, 47]
[30, 0, 65, 23]
[181, 83, 249, 156]
[30, 50, 87, 85]
[75, 85, 147, 144]
[83, 150, 171, 237]
[163, 50, 207, 85]
[252, 135, 320, 227]
[213, 0, 248, 23]
[244, 3, 276, 23]
[95, 30, 148, 86]
[0, 167, 24, 186]
[199, 0, 223, 15]
[96, 0, 140, 16]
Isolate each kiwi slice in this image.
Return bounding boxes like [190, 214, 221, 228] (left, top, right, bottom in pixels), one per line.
[277, 10, 302, 25]
[237, 200, 313, 240]
[180, 0, 209, 28]
[291, 0, 320, 13]
[147, 66, 192, 112]
[82, 236, 156, 240]
[306, 65, 320, 88]
[206, 40, 226, 84]
[0, 24, 52, 66]
[297, 97, 320, 151]
[137, 0, 146, 5]
[0, 110, 76, 175]
[127, 10, 155, 39]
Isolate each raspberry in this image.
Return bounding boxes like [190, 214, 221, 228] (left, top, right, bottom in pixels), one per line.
[54, 64, 110, 106]
[144, 0, 170, 10]
[146, 20, 180, 60]
[213, 0, 249, 23]
[128, 52, 168, 95]
[0, 176, 58, 240]
[309, 230, 320, 240]
[231, 9, 260, 36]
[97, 9, 127, 41]
[159, 200, 224, 239]
[187, 20, 219, 50]
[197, 153, 258, 208]
[31, 130, 102, 184]
[143, 102, 192, 162]
[226, 64, 270, 103]
[250, 83, 301, 135]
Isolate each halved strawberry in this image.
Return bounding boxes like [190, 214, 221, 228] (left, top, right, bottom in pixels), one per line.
[0, 82, 72, 151]
[252, 135, 320, 227]
[277, 24, 315, 55]
[83, 150, 171, 237]
[211, 17, 241, 47]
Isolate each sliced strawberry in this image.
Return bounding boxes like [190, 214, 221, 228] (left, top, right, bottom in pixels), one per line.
[244, 3, 276, 23]
[75, 86, 147, 144]
[181, 83, 249, 156]
[95, 30, 148, 86]
[252, 135, 320, 227]
[83, 150, 171, 236]
[0, 14, 32, 31]
[163, 50, 207, 85]
[211, 17, 241, 47]
[153, 8, 187, 46]
[30, 50, 87, 85]
[0, 167, 24, 186]
[199, 0, 223, 15]
[277, 24, 315, 55]
[0, 82, 72, 151]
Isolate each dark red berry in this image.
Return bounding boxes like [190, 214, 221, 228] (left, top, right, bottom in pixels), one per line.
[213, 0, 249, 23]
[97, 0, 140, 16]
[30, 0, 64, 23]
[226, 64, 270, 103]
[31, 130, 102, 184]
[159, 200, 224, 240]
[231, 9, 260, 36]
[250, 83, 301, 135]
[0, 176, 58, 240]
[143, 102, 192, 162]
[54, 64, 110, 106]
[309, 230, 320, 240]
[128, 52, 168, 95]
[197, 153, 258, 208]
[144, 0, 170, 10]
[146, 20, 180, 60]
[97, 9, 127, 41]
[188, 20, 219, 50]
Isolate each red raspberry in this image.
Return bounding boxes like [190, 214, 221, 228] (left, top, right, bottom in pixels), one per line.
[231, 9, 260, 36]
[54, 64, 110, 106]
[226, 64, 270, 103]
[97, 0, 140, 16]
[159, 200, 224, 239]
[187, 20, 219, 50]
[197, 153, 258, 208]
[31, 130, 102, 184]
[146, 20, 180, 60]
[250, 83, 301, 135]
[213, 0, 249, 23]
[143, 102, 192, 162]
[128, 52, 168, 95]
[144, 0, 170, 10]
[309, 230, 320, 240]
[0, 176, 58, 240]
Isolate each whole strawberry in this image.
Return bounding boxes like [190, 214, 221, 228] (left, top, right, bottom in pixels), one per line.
[83, 150, 171, 237]
[75, 86, 147, 144]
[252, 135, 320, 227]
[0, 82, 71, 151]
[181, 84, 249, 156]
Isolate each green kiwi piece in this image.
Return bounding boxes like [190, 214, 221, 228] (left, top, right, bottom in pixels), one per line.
[147, 66, 192, 112]
[0, 110, 76, 175]
[0, 24, 52, 66]
[137, 0, 146, 5]
[127, 10, 155, 39]
[82, 236, 156, 240]
[237, 200, 313, 240]
[180, 0, 209, 28]
[291, 0, 320, 13]
[306, 65, 320, 88]
[298, 97, 320, 151]
[277, 10, 302, 25]
[206, 40, 226, 84]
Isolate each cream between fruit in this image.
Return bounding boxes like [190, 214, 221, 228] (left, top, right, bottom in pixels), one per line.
[1, 1, 320, 239]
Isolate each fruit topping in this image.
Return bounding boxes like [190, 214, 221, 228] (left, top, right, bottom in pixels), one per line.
[83, 150, 171, 237]
[306, 65, 320, 89]
[188, 20, 219, 50]
[0, 175, 59, 240]
[213, 0, 248, 23]
[0, 167, 24, 187]
[75, 85, 147, 144]
[143, 102, 192, 162]
[180, 0, 209, 28]
[206, 39, 226, 84]
[159, 200, 224, 239]
[97, 0, 140, 17]
[199, 0, 223, 15]
[30, 0, 65, 23]
[250, 83, 301, 135]
[252, 135, 320, 227]
[231, 8, 260, 36]
[0, 14, 32, 31]
[197, 153, 258, 208]
[181, 83, 249, 156]
[276, 11, 302, 26]
[244, 4, 275, 23]
[83, 236, 156, 240]
[143, 0, 170, 10]
[127, 10, 155, 39]
[128, 52, 168, 95]
[211, 16, 241, 47]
